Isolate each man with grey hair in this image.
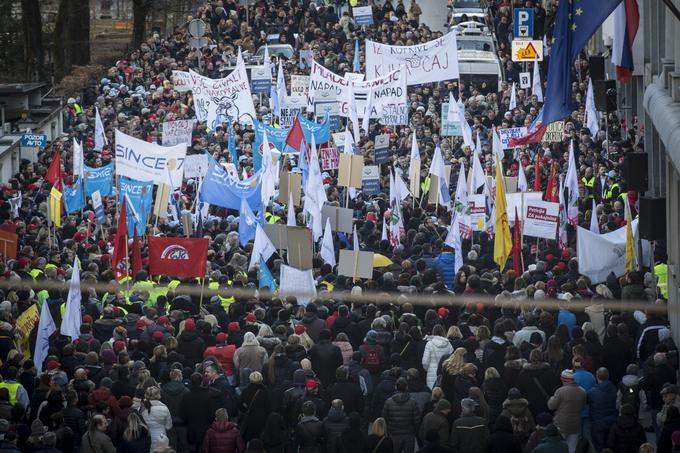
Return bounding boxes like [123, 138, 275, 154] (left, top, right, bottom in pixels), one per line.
[450, 398, 489, 453]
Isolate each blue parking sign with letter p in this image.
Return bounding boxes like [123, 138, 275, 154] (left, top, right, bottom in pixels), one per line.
[513, 8, 534, 38]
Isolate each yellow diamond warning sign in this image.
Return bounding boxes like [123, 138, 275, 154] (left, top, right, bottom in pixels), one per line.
[512, 40, 544, 62]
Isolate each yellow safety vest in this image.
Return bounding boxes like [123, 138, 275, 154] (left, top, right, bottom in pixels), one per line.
[655, 263, 668, 299]
[131, 280, 159, 306]
[0, 382, 20, 406]
[73, 103, 83, 114]
[582, 176, 594, 199]
[29, 269, 43, 280]
[604, 183, 619, 201]
[264, 212, 280, 224]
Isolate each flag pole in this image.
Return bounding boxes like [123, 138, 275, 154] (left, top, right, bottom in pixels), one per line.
[199, 277, 205, 309]
[520, 192, 525, 273]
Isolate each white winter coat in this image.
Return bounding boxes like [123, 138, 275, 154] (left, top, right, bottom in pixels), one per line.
[140, 400, 173, 452]
[422, 335, 454, 389]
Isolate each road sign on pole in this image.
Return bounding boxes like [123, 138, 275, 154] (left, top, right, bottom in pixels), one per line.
[513, 8, 534, 38]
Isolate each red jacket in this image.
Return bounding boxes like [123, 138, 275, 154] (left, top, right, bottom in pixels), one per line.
[202, 421, 245, 453]
[203, 344, 236, 376]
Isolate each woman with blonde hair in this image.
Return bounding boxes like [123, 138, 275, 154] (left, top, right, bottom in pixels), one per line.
[440, 347, 466, 401]
[257, 324, 282, 356]
[139, 386, 172, 452]
[446, 325, 464, 349]
[365, 417, 393, 453]
[149, 345, 168, 381]
[119, 411, 151, 452]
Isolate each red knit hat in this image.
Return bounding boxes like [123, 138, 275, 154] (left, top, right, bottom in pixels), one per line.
[228, 322, 240, 332]
[184, 319, 196, 331]
[294, 324, 306, 335]
[216, 332, 228, 343]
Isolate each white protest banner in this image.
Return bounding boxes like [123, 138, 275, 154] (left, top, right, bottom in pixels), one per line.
[188, 61, 257, 129]
[505, 192, 542, 224]
[171, 70, 192, 92]
[365, 33, 460, 85]
[320, 146, 339, 170]
[291, 75, 310, 99]
[162, 119, 196, 147]
[543, 121, 565, 143]
[280, 264, 317, 306]
[522, 199, 559, 239]
[114, 130, 186, 188]
[352, 6, 374, 25]
[280, 96, 306, 128]
[498, 127, 528, 149]
[184, 154, 209, 178]
[577, 220, 651, 283]
[308, 61, 408, 125]
[469, 194, 486, 231]
[440, 103, 463, 137]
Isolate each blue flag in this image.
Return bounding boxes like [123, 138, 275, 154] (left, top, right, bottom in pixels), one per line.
[258, 257, 277, 291]
[84, 163, 113, 198]
[228, 124, 238, 165]
[200, 158, 262, 211]
[63, 178, 84, 213]
[543, 0, 623, 124]
[353, 40, 361, 73]
[118, 176, 153, 237]
[238, 196, 261, 246]
[253, 115, 331, 170]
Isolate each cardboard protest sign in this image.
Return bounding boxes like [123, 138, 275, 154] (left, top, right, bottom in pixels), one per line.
[291, 75, 310, 99]
[0, 230, 18, 259]
[469, 194, 487, 231]
[171, 70, 192, 92]
[162, 119, 196, 147]
[544, 121, 565, 143]
[523, 199, 559, 239]
[321, 205, 354, 233]
[409, 160, 421, 198]
[505, 191, 543, 225]
[278, 171, 302, 206]
[365, 33, 460, 85]
[362, 165, 381, 196]
[338, 250, 374, 279]
[264, 224, 288, 250]
[153, 183, 171, 220]
[338, 154, 364, 188]
[184, 154, 209, 178]
[250, 66, 271, 94]
[287, 226, 313, 270]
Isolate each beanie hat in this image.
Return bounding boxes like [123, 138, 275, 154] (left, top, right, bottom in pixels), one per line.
[153, 331, 165, 341]
[228, 321, 240, 332]
[560, 369, 574, 384]
[157, 316, 170, 325]
[113, 340, 126, 353]
[82, 314, 93, 324]
[216, 332, 228, 343]
[294, 324, 306, 334]
[245, 313, 257, 322]
[184, 318, 196, 331]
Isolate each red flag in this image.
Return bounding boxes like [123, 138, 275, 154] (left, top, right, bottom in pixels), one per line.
[545, 162, 559, 202]
[284, 115, 306, 152]
[131, 225, 143, 277]
[45, 148, 62, 190]
[148, 237, 209, 279]
[513, 207, 522, 276]
[533, 155, 542, 192]
[112, 199, 129, 280]
[508, 124, 547, 147]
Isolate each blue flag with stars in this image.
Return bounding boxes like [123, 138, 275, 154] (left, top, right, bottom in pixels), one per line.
[258, 257, 277, 291]
[543, 0, 623, 124]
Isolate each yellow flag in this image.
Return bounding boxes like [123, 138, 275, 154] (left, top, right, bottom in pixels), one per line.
[625, 198, 636, 273]
[493, 156, 512, 271]
[50, 187, 62, 228]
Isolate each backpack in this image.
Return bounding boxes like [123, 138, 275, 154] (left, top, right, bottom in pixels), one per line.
[509, 413, 533, 442]
[362, 345, 382, 374]
[619, 381, 641, 413]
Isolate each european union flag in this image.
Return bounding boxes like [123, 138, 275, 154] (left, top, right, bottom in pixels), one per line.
[258, 257, 277, 291]
[543, 0, 623, 124]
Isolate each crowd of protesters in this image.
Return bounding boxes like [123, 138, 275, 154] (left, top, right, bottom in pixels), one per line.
[0, 0, 675, 452]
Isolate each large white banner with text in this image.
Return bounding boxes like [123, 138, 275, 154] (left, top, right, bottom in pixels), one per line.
[115, 130, 186, 188]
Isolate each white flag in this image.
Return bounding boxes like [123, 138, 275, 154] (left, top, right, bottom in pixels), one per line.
[447, 93, 462, 123]
[353, 225, 360, 251]
[532, 62, 543, 102]
[249, 224, 276, 270]
[9, 192, 21, 218]
[444, 216, 463, 275]
[361, 87, 373, 135]
[305, 84, 315, 114]
[428, 145, 450, 208]
[565, 140, 579, 224]
[585, 78, 600, 137]
[474, 130, 482, 156]
[381, 219, 388, 241]
[73, 138, 83, 179]
[394, 168, 410, 202]
[388, 169, 404, 246]
[471, 152, 486, 193]
[342, 125, 354, 155]
[34, 296, 56, 374]
[260, 130, 276, 207]
[94, 107, 107, 151]
[276, 60, 286, 116]
[517, 161, 528, 192]
[492, 127, 504, 175]
[237, 47, 245, 68]
[346, 83, 360, 145]
[320, 218, 336, 267]
[453, 164, 472, 238]
[590, 199, 600, 234]
[410, 133, 420, 161]
[303, 136, 325, 241]
[263, 45, 272, 80]
[60, 257, 82, 341]
[509, 82, 517, 110]
[287, 192, 296, 226]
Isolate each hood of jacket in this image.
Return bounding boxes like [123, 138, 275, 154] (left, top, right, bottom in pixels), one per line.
[615, 415, 638, 430]
[621, 374, 640, 386]
[210, 420, 238, 433]
[180, 330, 200, 342]
[522, 361, 550, 372]
[326, 407, 347, 423]
[162, 380, 187, 397]
[503, 398, 529, 415]
[428, 336, 450, 350]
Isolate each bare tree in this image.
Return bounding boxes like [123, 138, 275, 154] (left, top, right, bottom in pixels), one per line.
[133, 0, 154, 49]
[21, 0, 44, 81]
[53, 0, 91, 80]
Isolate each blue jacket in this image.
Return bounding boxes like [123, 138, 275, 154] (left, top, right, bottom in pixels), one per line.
[435, 252, 456, 289]
[587, 380, 618, 425]
[573, 368, 596, 417]
[557, 309, 576, 336]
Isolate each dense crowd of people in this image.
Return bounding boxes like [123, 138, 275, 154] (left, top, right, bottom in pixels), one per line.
[0, 0, 674, 452]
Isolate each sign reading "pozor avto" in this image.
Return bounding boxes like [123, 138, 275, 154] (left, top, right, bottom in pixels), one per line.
[20, 134, 47, 148]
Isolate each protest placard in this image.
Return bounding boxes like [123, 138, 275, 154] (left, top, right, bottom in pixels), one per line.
[374, 134, 390, 164]
[498, 127, 528, 149]
[338, 154, 364, 188]
[362, 165, 381, 195]
[278, 171, 302, 206]
[162, 119, 196, 147]
[320, 146, 339, 170]
[287, 227, 313, 270]
[523, 199, 559, 239]
[321, 205, 354, 234]
[184, 154, 209, 178]
[338, 250, 374, 279]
